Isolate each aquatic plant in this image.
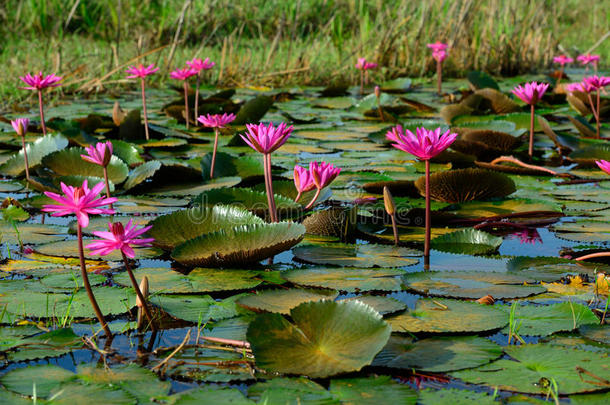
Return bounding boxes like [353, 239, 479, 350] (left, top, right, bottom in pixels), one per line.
[577, 53, 600, 72]
[125, 63, 159, 140]
[241, 122, 293, 222]
[186, 57, 215, 122]
[386, 126, 457, 259]
[197, 113, 235, 178]
[582, 75, 610, 138]
[355, 57, 377, 95]
[42, 180, 117, 337]
[87, 220, 156, 330]
[383, 186, 399, 245]
[512, 81, 549, 157]
[305, 161, 341, 209]
[10, 118, 30, 181]
[170, 67, 198, 129]
[552, 54, 572, 87]
[81, 141, 114, 206]
[19, 72, 62, 136]
[293, 164, 315, 202]
[427, 41, 449, 94]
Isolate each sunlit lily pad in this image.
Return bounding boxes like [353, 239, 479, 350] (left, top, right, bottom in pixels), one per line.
[247, 378, 334, 404]
[151, 294, 248, 323]
[247, 300, 391, 378]
[41, 147, 129, 184]
[282, 267, 406, 292]
[35, 238, 161, 260]
[418, 388, 497, 405]
[292, 243, 420, 267]
[170, 387, 253, 404]
[499, 302, 599, 336]
[0, 364, 75, 397]
[0, 134, 69, 176]
[431, 229, 503, 255]
[329, 375, 417, 404]
[340, 295, 407, 315]
[237, 288, 338, 314]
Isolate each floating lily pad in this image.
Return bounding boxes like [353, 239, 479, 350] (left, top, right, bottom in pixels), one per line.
[152, 293, 250, 323]
[329, 375, 417, 404]
[387, 298, 508, 333]
[0, 364, 75, 397]
[192, 187, 301, 216]
[237, 288, 338, 314]
[247, 300, 391, 378]
[0, 222, 67, 245]
[41, 147, 129, 184]
[35, 238, 161, 260]
[579, 324, 610, 345]
[48, 381, 135, 404]
[373, 335, 502, 372]
[170, 387, 253, 404]
[3, 327, 82, 363]
[418, 388, 497, 405]
[148, 205, 263, 250]
[341, 295, 407, 315]
[0, 134, 69, 176]
[171, 222, 305, 267]
[123, 160, 161, 190]
[167, 345, 254, 382]
[282, 267, 406, 292]
[200, 151, 263, 179]
[247, 378, 334, 404]
[292, 243, 420, 267]
[431, 229, 503, 255]
[500, 302, 599, 336]
[467, 70, 500, 90]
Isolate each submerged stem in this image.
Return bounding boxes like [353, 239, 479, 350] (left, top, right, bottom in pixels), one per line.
[77, 224, 111, 338]
[122, 252, 156, 331]
[141, 78, 150, 141]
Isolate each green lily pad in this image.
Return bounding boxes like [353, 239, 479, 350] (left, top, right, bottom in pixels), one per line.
[0, 364, 75, 397]
[387, 298, 508, 333]
[329, 375, 417, 404]
[381, 77, 413, 93]
[418, 388, 497, 405]
[151, 293, 249, 323]
[431, 229, 503, 255]
[237, 288, 338, 314]
[200, 151, 263, 179]
[579, 324, 610, 345]
[166, 345, 254, 382]
[247, 300, 391, 378]
[48, 381, 135, 404]
[2, 205, 30, 222]
[340, 295, 407, 315]
[4, 327, 82, 363]
[467, 70, 500, 90]
[282, 267, 406, 292]
[35, 238, 161, 260]
[192, 187, 301, 216]
[109, 140, 144, 166]
[148, 205, 263, 250]
[233, 95, 274, 125]
[41, 147, 129, 184]
[0, 134, 69, 176]
[500, 302, 599, 336]
[0, 222, 67, 245]
[292, 243, 420, 267]
[170, 387, 253, 404]
[123, 160, 161, 190]
[171, 222, 305, 267]
[247, 378, 336, 404]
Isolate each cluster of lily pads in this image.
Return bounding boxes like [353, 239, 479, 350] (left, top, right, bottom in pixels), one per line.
[0, 53, 608, 404]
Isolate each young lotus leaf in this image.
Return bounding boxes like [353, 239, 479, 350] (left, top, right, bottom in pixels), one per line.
[403, 270, 546, 299]
[247, 300, 391, 378]
[499, 302, 599, 336]
[282, 267, 406, 292]
[451, 344, 610, 394]
[329, 375, 417, 404]
[171, 222, 306, 267]
[247, 378, 334, 404]
[418, 388, 498, 405]
[387, 298, 508, 333]
[292, 243, 420, 267]
[237, 288, 338, 314]
[430, 228, 503, 255]
[41, 147, 129, 184]
[148, 205, 263, 250]
[0, 134, 68, 176]
[373, 335, 503, 373]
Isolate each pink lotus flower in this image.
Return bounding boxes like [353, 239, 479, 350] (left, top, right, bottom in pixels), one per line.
[86, 220, 154, 258]
[355, 58, 377, 70]
[197, 113, 236, 128]
[512, 82, 549, 105]
[81, 141, 113, 167]
[386, 126, 457, 160]
[186, 57, 215, 73]
[11, 118, 29, 137]
[293, 165, 315, 202]
[19, 72, 62, 90]
[577, 54, 600, 66]
[583, 75, 610, 90]
[427, 41, 449, 52]
[240, 122, 293, 154]
[170, 68, 197, 81]
[309, 161, 341, 190]
[42, 180, 116, 228]
[553, 55, 573, 66]
[126, 64, 159, 79]
[432, 49, 447, 63]
[565, 81, 595, 93]
[596, 160, 610, 175]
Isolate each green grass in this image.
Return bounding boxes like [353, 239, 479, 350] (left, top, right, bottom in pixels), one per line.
[0, 0, 608, 108]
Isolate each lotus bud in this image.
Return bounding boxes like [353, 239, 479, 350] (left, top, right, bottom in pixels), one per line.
[383, 186, 395, 216]
[374, 85, 381, 99]
[136, 276, 149, 308]
[112, 101, 126, 127]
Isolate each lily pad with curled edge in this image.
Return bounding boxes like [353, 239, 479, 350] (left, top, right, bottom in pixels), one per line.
[233, 95, 274, 125]
[431, 229, 503, 255]
[123, 160, 161, 190]
[475, 88, 520, 113]
[380, 77, 413, 93]
[341, 295, 407, 315]
[462, 129, 521, 152]
[171, 222, 305, 267]
[440, 103, 475, 124]
[148, 205, 263, 250]
[281, 267, 406, 292]
[35, 238, 161, 260]
[418, 388, 497, 405]
[0, 364, 76, 397]
[373, 335, 502, 373]
[247, 378, 335, 404]
[292, 243, 420, 268]
[387, 298, 508, 333]
[0, 134, 69, 176]
[402, 271, 546, 299]
[192, 187, 301, 215]
[114, 267, 264, 293]
[467, 70, 500, 90]
[0, 222, 67, 245]
[329, 375, 417, 404]
[499, 302, 599, 336]
[247, 300, 391, 378]
[41, 147, 129, 184]
[237, 288, 338, 314]
[109, 140, 144, 167]
[570, 144, 610, 166]
[415, 168, 516, 203]
[579, 324, 610, 345]
[170, 387, 253, 404]
[451, 344, 610, 394]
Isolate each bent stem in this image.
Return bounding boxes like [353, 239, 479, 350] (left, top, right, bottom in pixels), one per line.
[20, 136, 30, 181]
[390, 213, 399, 246]
[77, 225, 111, 338]
[102, 166, 113, 210]
[304, 188, 321, 210]
[263, 154, 278, 222]
[140, 78, 150, 141]
[183, 81, 190, 130]
[121, 252, 156, 331]
[38, 90, 47, 136]
[586, 92, 600, 138]
[436, 60, 442, 95]
[528, 103, 535, 157]
[194, 73, 200, 124]
[210, 128, 219, 179]
[424, 159, 431, 259]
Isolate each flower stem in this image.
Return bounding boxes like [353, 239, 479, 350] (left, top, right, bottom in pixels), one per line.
[103, 166, 113, 210]
[304, 188, 321, 210]
[210, 128, 219, 179]
[436, 60, 442, 95]
[263, 153, 278, 222]
[121, 252, 156, 331]
[528, 103, 535, 158]
[556, 67, 563, 88]
[38, 90, 47, 136]
[141, 78, 150, 141]
[77, 224, 111, 338]
[424, 159, 431, 258]
[195, 73, 200, 124]
[21, 136, 30, 181]
[360, 70, 364, 95]
[294, 191, 302, 203]
[391, 213, 399, 246]
[596, 89, 601, 139]
[183, 81, 190, 130]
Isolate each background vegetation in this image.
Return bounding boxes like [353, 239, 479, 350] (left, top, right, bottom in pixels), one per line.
[0, 0, 608, 107]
